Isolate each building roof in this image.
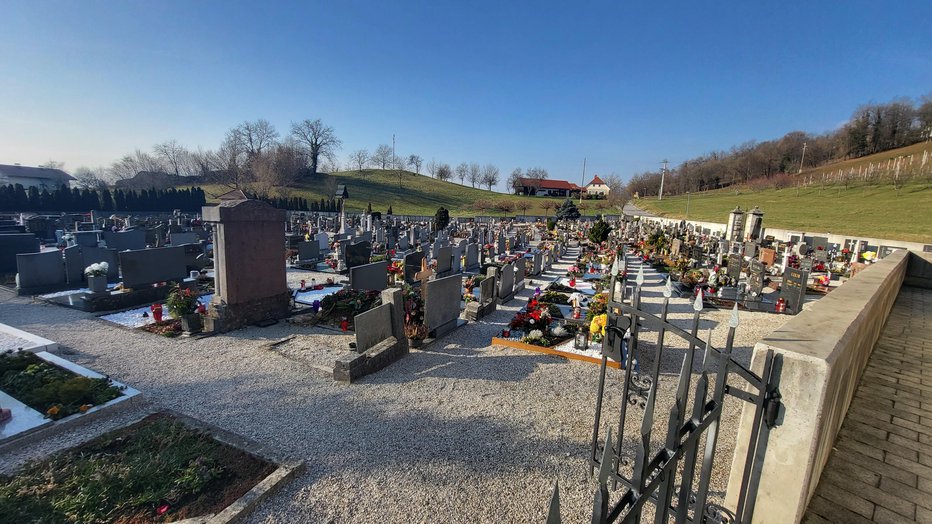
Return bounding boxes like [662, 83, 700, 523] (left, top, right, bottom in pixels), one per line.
[587, 175, 606, 186]
[517, 177, 581, 191]
[0, 164, 75, 182]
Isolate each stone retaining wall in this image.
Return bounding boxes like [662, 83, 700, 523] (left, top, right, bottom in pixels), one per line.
[725, 249, 910, 522]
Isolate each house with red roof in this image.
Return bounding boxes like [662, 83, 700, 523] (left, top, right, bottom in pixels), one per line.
[585, 175, 610, 198]
[515, 177, 582, 197]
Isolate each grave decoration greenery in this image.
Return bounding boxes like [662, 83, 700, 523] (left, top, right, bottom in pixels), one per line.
[401, 284, 426, 339]
[585, 293, 608, 323]
[318, 289, 382, 329]
[540, 290, 570, 305]
[0, 413, 275, 523]
[166, 285, 201, 319]
[587, 218, 612, 244]
[0, 350, 123, 420]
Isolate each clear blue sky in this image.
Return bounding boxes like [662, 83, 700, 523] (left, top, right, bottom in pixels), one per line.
[1, 0, 929, 190]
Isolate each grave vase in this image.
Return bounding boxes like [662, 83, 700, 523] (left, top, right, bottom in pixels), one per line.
[181, 313, 203, 334]
[87, 275, 107, 294]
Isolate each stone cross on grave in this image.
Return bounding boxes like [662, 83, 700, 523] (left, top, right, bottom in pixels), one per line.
[414, 257, 434, 298]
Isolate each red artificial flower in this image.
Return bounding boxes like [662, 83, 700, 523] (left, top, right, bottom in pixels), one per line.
[156, 503, 170, 516]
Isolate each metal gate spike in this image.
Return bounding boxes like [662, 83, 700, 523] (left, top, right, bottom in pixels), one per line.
[598, 426, 614, 487]
[729, 303, 741, 328]
[546, 481, 562, 524]
[693, 290, 704, 311]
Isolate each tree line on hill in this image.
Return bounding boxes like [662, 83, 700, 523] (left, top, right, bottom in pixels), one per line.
[0, 184, 207, 213]
[65, 118, 509, 197]
[627, 94, 932, 197]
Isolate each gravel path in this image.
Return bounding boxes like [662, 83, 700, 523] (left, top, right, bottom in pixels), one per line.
[0, 246, 792, 523]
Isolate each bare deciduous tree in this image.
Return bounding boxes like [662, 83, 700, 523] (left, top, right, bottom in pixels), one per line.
[436, 163, 453, 182]
[468, 163, 481, 188]
[455, 162, 468, 185]
[227, 119, 279, 158]
[372, 145, 393, 169]
[348, 149, 370, 171]
[407, 154, 423, 175]
[507, 168, 523, 194]
[153, 140, 193, 176]
[426, 158, 439, 178]
[72, 167, 109, 190]
[481, 164, 500, 190]
[290, 118, 342, 176]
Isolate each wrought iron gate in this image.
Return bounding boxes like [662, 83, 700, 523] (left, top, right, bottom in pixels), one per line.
[547, 264, 782, 523]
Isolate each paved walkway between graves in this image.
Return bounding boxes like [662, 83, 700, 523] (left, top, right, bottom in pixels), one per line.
[804, 285, 932, 523]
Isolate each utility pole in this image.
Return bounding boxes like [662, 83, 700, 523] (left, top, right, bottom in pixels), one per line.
[659, 159, 668, 201]
[579, 157, 587, 204]
[798, 142, 807, 174]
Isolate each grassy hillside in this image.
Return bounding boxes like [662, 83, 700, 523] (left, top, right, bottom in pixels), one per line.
[200, 169, 617, 217]
[636, 142, 932, 243]
[795, 141, 932, 182]
[636, 180, 932, 243]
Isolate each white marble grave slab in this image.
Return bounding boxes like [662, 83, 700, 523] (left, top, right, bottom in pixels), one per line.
[0, 390, 51, 441]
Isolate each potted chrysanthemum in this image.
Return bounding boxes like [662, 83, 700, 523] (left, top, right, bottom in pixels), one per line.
[84, 262, 109, 294]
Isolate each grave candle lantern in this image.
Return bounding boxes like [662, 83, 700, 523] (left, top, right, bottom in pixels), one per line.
[311, 300, 321, 313]
[300, 279, 306, 291]
[340, 317, 349, 332]
[150, 303, 163, 324]
[574, 331, 589, 350]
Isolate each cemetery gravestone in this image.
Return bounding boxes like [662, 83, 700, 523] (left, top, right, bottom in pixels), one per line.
[780, 268, 809, 314]
[102, 229, 146, 251]
[748, 259, 764, 297]
[404, 251, 425, 285]
[202, 199, 291, 333]
[727, 253, 743, 281]
[16, 251, 66, 293]
[464, 243, 479, 271]
[758, 247, 776, 267]
[345, 240, 372, 269]
[435, 245, 453, 277]
[799, 258, 813, 272]
[424, 274, 464, 337]
[497, 262, 516, 303]
[349, 260, 389, 291]
[0, 234, 40, 273]
[119, 246, 188, 288]
[297, 241, 320, 262]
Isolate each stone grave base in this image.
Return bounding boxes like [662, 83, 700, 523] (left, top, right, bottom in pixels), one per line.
[207, 292, 292, 334]
[496, 291, 516, 305]
[463, 300, 496, 321]
[430, 318, 467, 339]
[43, 280, 197, 313]
[334, 335, 408, 383]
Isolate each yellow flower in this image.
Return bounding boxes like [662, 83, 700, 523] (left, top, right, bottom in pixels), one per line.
[46, 405, 60, 417]
[79, 404, 92, 413]
[589, 314, 608, 336]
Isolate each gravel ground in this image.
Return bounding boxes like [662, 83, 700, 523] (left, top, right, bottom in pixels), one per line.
[0, 247, 793, 523]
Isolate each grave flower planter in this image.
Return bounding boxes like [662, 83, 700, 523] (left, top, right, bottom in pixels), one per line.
[181, 313, 202, 333]
[87, 275, 107, 294]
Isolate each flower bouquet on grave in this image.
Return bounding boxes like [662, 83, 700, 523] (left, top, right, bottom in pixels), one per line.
[84, 262, 109, 277]
[388, 261, 404, 283]
[589, 313, 608, 344]
[165, 285, 199, 319]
